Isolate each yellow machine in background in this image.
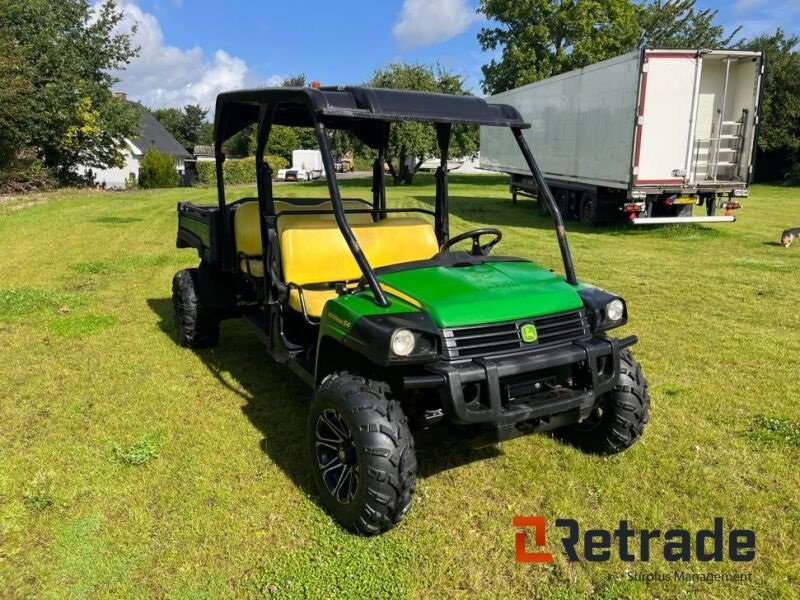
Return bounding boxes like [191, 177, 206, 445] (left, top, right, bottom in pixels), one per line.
[333, 151, 355, 173]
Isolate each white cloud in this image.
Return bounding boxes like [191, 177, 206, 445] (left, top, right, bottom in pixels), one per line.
[393, 0, 479, 50]
[106, 1, 275, 110]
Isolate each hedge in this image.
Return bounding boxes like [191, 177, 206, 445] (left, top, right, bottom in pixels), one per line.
[196, 155, 289, 186]
[139, 148, 179, 188]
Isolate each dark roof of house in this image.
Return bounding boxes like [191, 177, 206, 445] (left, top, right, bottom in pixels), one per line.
[129, 105, 192, 159]
[214, 86, 529, 146]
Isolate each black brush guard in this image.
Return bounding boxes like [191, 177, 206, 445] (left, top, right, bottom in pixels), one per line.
[404, 334, 637, 428]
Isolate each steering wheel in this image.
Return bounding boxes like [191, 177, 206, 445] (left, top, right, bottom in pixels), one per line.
[440, 228, 503, 256]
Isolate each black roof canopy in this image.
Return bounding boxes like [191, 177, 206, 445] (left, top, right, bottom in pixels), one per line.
[214, 86, 529, 148]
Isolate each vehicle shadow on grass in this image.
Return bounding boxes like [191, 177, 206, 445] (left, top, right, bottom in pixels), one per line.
[147, 298, 505, 501]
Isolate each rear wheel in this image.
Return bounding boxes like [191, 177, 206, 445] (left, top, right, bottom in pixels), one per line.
[558, 350, 649, 454]
[579, 192, 598, 227]
[309, 372, 417, 535]
[705, 195, 717, 216]
[555, 188, 570, 218]
[172, 268, 220, 348]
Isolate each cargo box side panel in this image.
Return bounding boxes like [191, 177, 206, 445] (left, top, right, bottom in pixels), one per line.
[177, 203, 223, 264]
[481, 51, 640, 190]
[633, 53, 699, 186]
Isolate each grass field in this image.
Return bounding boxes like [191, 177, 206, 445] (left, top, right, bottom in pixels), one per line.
[1, 175, 798, 599]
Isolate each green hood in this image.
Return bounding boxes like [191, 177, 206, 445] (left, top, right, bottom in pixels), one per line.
[377, 261, 584, 328]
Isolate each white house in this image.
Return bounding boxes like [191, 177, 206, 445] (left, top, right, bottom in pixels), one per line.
[80, 94, 193, 189]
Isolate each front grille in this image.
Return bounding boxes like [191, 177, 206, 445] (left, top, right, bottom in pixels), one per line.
[441, 309, 591, 360]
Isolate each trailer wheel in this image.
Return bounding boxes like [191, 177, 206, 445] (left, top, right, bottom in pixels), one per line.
[172, 268, 220, 348]
[557, 350, 649, 454]
[552, 188, 569, 218]
[705, 195, 716, 216]
[579, 193, 598, 227]
[537, 194, 550, 216]
[309, 372, 417, 535]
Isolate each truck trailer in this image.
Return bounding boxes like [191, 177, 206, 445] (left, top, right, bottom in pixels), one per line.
[277, 149, 325, 181]
[480, 48, 765, 225]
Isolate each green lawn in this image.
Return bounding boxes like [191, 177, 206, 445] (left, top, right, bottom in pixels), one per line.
[1, 175, 798, 599]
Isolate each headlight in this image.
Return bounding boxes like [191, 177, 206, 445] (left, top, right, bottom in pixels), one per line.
[606, 299, 625, 322]
[390, 328, 416, 357]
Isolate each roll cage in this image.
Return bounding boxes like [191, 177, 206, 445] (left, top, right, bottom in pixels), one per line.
[212, 86, 578, 307]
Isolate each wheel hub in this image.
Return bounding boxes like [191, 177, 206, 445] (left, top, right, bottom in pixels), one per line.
[315, 408, 360, 504]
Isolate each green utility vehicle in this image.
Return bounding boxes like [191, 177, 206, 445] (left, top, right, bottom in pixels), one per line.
[172, 87, 650, 535]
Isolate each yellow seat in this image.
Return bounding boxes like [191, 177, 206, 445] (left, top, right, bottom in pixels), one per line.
[288, 287, 340, 316]
[234, 200, 373, 276]
[281, 217, 439, 316]
[233, 199, 439, 317]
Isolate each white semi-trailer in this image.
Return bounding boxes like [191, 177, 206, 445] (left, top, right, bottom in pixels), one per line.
[480, 48, 765, 225]
[277, 149, 324, 182]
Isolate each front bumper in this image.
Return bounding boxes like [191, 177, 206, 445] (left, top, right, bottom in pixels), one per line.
[404, 334, 637, 427]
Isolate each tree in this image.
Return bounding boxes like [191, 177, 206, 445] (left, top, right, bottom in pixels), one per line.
[367, 63, 479, 184]
[638, 1, 742, 48]
[138, 148, 177, 188]
[478, 0, 742, 94]
[0, 27, 34, 172]
[742, 29, 800, 182]
[152, 104, 212, 151]
[0, 0, 140, 183]
[151, 107, 183, 140]
[478, 0, 641, 94]
[247, 125, 298, 162]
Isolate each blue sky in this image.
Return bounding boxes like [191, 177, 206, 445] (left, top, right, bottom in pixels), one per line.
[111, 0, 800, 111]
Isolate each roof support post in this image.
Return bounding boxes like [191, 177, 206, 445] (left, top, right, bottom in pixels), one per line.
[255, 104, 276, 300]
[371, 122, 390, 221]
[372, 150, 386, 221]
[435, 124, 452, 245]
[511, 127, 578, 285]
[255, 103, 276, 214]
[314, 119, 390, 307]
[214, 149, 232, 271]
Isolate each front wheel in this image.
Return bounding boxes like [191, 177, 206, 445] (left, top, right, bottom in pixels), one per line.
[309, 373, 417, 535]
[558, 350, 650, 454]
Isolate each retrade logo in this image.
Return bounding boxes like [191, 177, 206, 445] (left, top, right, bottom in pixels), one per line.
[514, 517, 756, 563]
[520, 323, 538, 343]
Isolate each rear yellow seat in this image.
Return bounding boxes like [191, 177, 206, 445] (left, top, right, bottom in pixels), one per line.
[234, 199, 373, 277]
[233, 200, 439, 317]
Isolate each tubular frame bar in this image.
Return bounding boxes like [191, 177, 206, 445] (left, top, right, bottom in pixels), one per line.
[435, 124, 452, 245]
[511, 127, 578, 285]
[313, 120, 390, 307]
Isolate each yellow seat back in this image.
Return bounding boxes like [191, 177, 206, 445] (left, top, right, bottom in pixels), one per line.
[234, 201, 263, 257]
[233, 199, 374, 259]
[280, 217, 438, 287]
[274, 199, 373, 232]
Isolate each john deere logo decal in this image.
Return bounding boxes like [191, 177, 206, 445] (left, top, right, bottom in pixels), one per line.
[520, 323, 538, 343]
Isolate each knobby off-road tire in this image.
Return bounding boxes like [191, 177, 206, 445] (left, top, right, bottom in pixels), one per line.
[172, 268, 220, 348]
[579, 193, 598, 227]
[309, 372, 417, 535]
[559, 350, 650, 454]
